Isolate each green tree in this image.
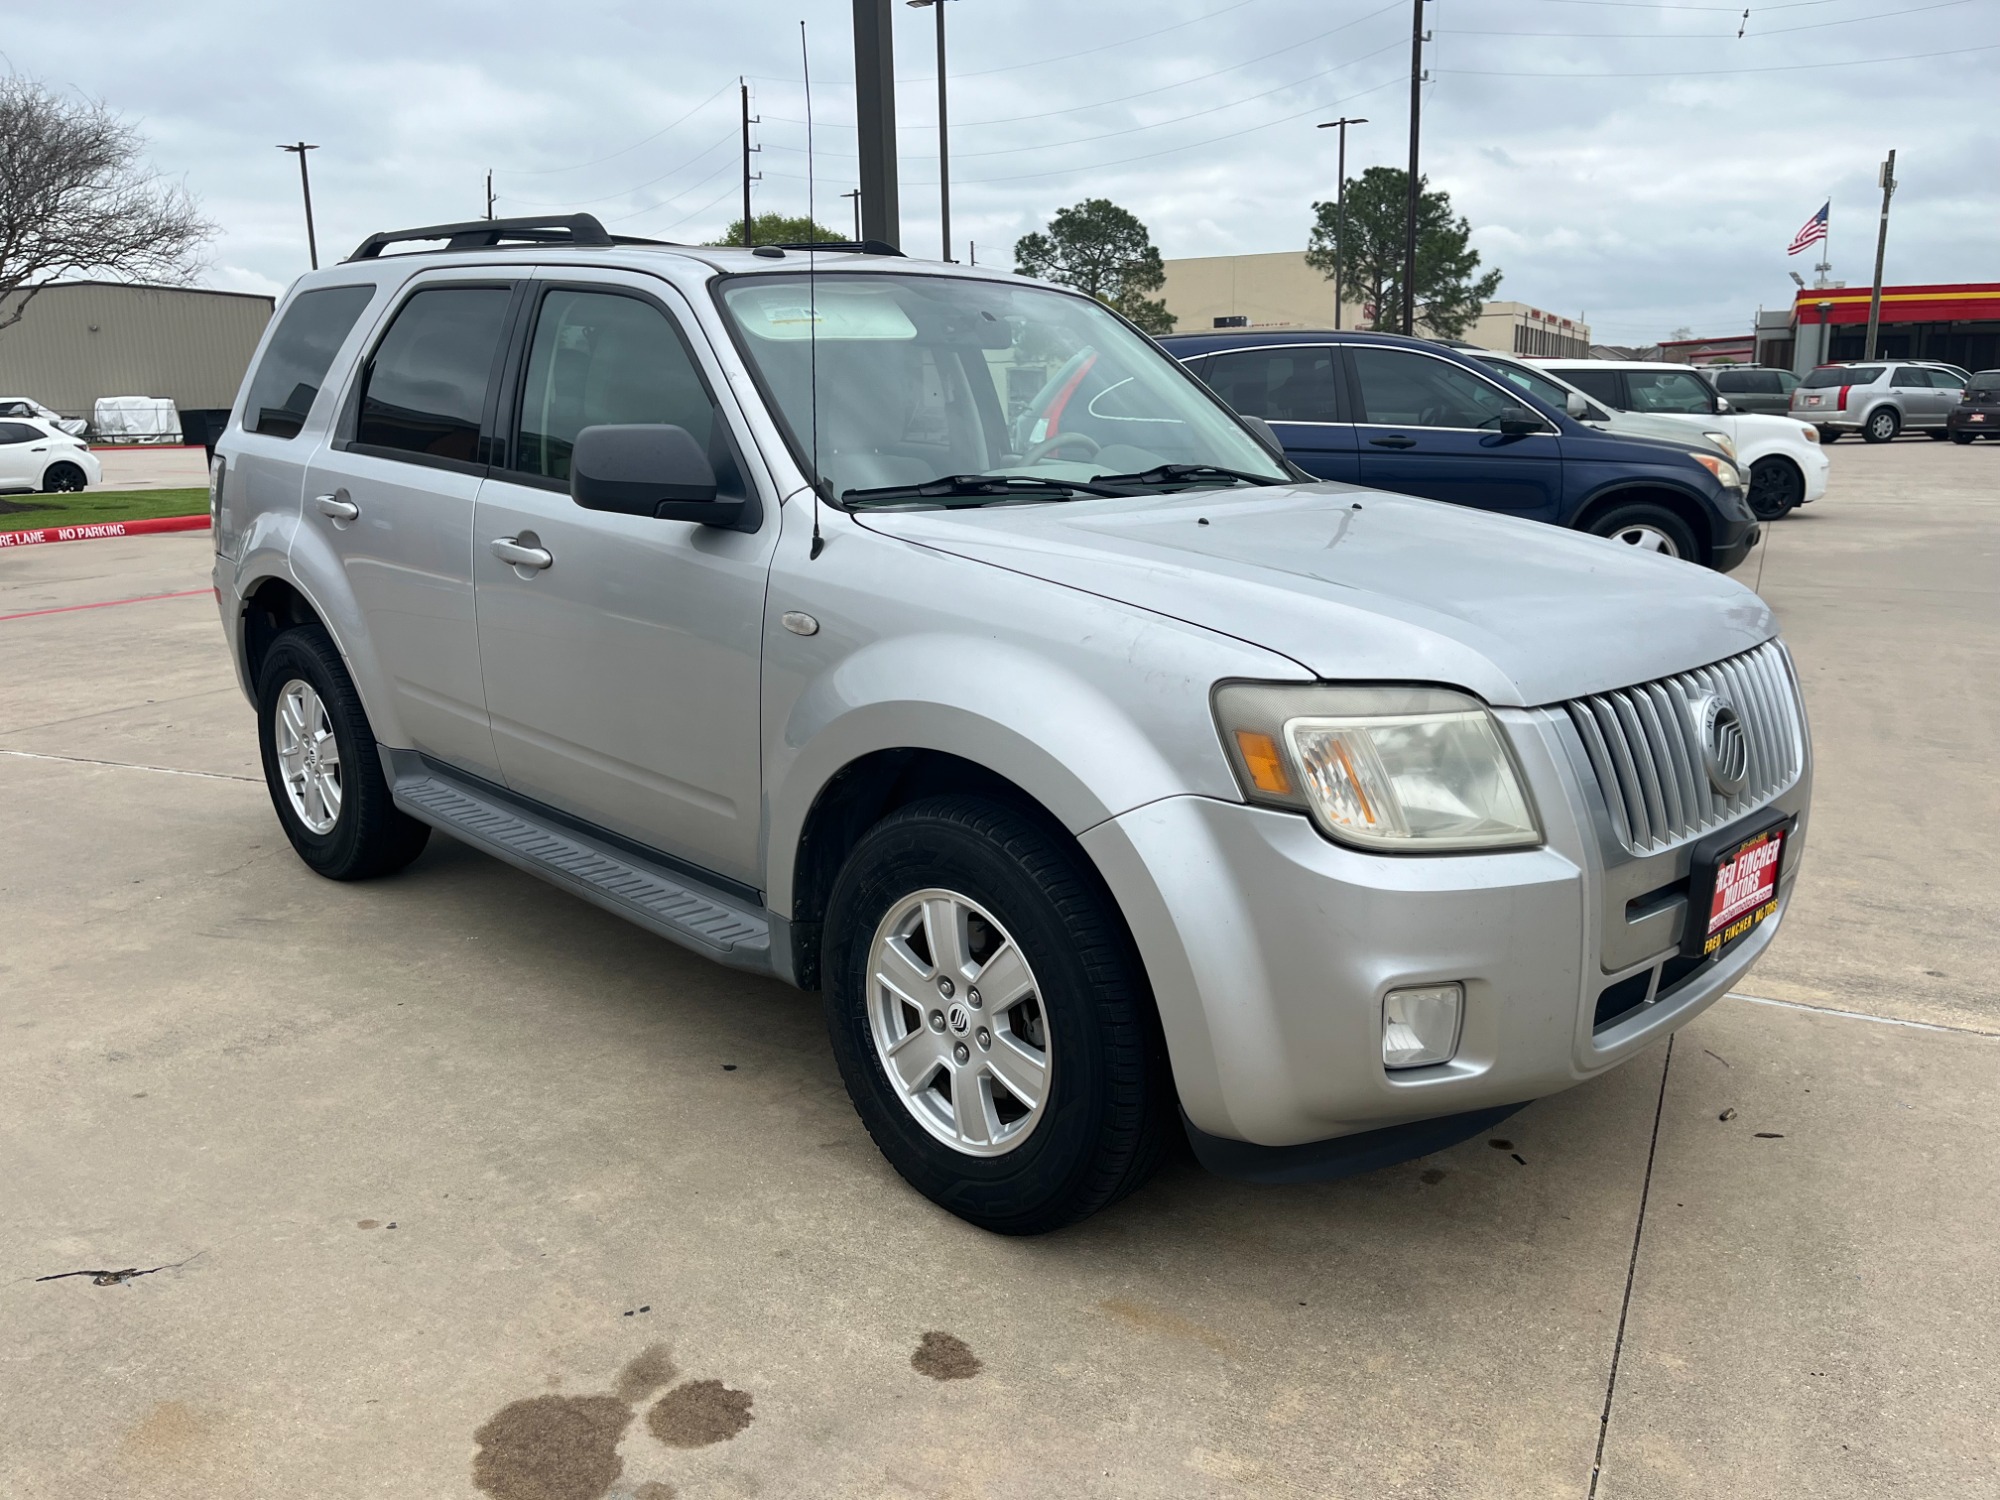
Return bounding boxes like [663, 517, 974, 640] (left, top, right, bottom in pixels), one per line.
[1305, 167, 1500, 339]
[706, 212, 845, 248]
[1014, 198, 1176, 334]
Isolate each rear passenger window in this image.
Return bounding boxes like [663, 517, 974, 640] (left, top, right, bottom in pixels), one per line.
[0, 421, 38, 444]
[512, 288, 721, 483]
[1201, 348, 1339, 423]
[243, 284, 376, 439]
[355, 286, 512, 463]
[1561, 367, 1622, 406]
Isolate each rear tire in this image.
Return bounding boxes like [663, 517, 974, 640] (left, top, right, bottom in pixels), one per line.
[1863, 408, 1900, 443]
[1951, 432, 1974, 445]
[1926, 428, 1950, 441]
[1746, 457, 1804, 520]
[1816, 426, 1840, 443]
[40, 462, 87, 493]
[255, 625, 430, 880]
[823, 795, 1169, 1234]
[1586, 503, 1700, 563]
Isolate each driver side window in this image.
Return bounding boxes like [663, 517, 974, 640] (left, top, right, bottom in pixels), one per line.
[1626, 370, 1716, 414]
[1349, 347, 1515, 428]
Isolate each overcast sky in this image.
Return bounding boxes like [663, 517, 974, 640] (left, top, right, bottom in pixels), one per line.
[12, 0, 1996, 342]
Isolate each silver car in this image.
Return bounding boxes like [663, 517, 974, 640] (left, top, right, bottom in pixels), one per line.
[1790, 361, 1968, 441]
[210, 215, 1813, 1232]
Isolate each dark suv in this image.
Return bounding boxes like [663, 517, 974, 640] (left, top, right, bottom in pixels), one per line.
[1946, 370, 2000, 443]
[1157, 330, 1759, 570]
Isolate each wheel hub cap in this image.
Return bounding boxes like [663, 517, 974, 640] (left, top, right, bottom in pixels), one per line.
[865, 888, 1052, 1157]
[274, 678, 342, 835]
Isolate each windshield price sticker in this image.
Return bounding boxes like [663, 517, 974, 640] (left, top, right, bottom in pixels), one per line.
[1703, 826, 1787, 956]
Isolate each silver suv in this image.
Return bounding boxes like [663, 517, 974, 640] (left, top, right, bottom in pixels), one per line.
[1790, 360, 1968, 441]
[211, 215, 1813, 1232]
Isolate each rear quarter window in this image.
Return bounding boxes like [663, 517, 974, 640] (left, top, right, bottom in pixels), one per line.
[243, 285, 378, 439]
[1802, 366, 1882, 389]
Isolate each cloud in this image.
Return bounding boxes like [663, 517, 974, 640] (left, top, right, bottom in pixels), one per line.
[9, 0, 1994, 342]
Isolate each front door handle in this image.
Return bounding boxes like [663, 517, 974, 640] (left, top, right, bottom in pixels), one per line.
[1369, 434, 1418, 449]
[491, 536, 554, 571]
[314, 492, 360, 522]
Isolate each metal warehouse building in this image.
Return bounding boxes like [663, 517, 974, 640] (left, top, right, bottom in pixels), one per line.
[0, 281, 274, 425]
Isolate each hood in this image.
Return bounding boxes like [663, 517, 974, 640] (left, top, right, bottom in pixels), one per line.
[854, 485, 1775, 708]
[1595, 410, 1729, 451]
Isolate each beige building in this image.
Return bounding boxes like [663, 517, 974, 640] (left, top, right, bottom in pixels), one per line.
[1159, 252, 1588, 355]
[0, 281, 275, 422]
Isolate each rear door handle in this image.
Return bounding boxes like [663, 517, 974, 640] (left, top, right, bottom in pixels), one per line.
[1369, 434, 1418, 449]
[491, 536, 554, 571]
[314, 492, 360, 522]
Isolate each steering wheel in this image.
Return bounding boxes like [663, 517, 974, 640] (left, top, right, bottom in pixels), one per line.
[1024, 430, 1101, 464]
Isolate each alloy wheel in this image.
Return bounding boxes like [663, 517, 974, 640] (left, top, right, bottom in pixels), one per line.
[1609, 523, 1682, 557]
[865, 887, 1052, 1157]
[274, 678, 343, 834]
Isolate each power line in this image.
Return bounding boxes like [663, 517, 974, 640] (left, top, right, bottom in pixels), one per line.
[496, 82, 733, 176]
[496, 127, 737, 208]
[1444, 37, 1998, 74]
[1442, 0, 1969, 38]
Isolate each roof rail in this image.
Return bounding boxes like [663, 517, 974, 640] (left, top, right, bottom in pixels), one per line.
[765, 239, 906, 258]
[345, 213, 669, 262]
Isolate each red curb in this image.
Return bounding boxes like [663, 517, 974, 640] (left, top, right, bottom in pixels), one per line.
[0, 514, 211, 550]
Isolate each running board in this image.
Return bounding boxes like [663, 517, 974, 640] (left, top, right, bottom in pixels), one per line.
[387, 757, 774, 974]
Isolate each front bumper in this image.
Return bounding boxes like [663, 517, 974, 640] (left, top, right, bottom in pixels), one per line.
[1713, 515, 1760, 572]
[1798, 443, 1831, 503]
[1081, 706, 1810, 1152]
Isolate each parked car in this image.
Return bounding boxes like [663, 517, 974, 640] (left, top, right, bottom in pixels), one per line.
[0, 397, 87, 437]
[1477, 354, 1822, 522]
[0, 416, 101, 493]
[1705, 365, 1801, 417]
[1787, 361, 1967, 441]
[1157, 329, 1759, 567]
[1947, 369, 2000, 443]
[213, 215, 1812, 1233]
[1533, 358, 1830, 519]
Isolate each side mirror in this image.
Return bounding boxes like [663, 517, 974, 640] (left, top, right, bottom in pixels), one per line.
[571, 424, 745, 527]
[1714, 396, 1732, 414]
[1564, 390, 1593, 419]
[1496, 407, 1545, 436]
[1240, 414, 1286, 458]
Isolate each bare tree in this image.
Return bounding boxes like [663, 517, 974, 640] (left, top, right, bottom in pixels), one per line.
[0, 78, 215, 335]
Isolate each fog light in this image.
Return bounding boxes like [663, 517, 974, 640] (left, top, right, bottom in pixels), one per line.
[1383, 983, 1463, 1069]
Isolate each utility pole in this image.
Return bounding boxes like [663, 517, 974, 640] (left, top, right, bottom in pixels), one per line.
[1864, 150, 1896, 360]
[485, 169, 494, 220]
[853, 0, 901, 248]
[907, 0, 952, 261]
[1316, 116, 1368, 329]
[841, 188, 862, 241]
[277, 142, 319, 270]
[1402, 0, 1428, 336]
[740, 80, 761, 247]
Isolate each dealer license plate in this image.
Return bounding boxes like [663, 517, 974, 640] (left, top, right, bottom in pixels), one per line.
[1696, 824, 1788, 957]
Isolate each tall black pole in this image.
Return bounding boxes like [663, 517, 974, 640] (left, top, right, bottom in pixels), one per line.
[278, 142, 319, 271]
[1402, 0, 1425, 336]
[934, 1, 951, 261]
[485, 169, 494, 220]
[740, 81, 757, 247]
[1864, 149, 1896, 361]
[853, 0, 901, 248]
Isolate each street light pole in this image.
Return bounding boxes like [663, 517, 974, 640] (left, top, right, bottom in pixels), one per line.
[1402, 0, 1429, 336]
[1316, 116, 1368, 330]
[852, 0, 901, 248]
[277, 142, 319, 270]
[908, 0, 952, 261]
[842, 188, 862, 241]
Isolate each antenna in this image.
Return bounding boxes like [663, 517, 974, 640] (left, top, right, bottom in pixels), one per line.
[803, 19, 825, 560]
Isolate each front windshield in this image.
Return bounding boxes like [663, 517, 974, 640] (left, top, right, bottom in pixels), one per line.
[718, 272, 1288, 504]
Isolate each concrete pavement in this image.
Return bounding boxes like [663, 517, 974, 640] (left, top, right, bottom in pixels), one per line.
[2, 441, 1995, 1499]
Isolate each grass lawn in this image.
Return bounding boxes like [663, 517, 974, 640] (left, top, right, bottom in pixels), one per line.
[0, 487, 209, 533]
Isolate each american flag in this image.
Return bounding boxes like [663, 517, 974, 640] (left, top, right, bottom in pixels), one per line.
[1788, 202, 1830, 256]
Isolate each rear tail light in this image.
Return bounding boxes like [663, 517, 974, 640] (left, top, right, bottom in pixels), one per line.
[1838, 385, 1852, 411]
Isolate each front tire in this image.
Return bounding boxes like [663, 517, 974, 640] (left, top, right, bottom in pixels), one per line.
[1816, 426, 1840, 443]
[1951, 431, 1975, 445]
[1746, 457, 1804, 520]
[1863, 408, 1900, 443]
[1586, 503, 1700, 563]
[255, 626, 430, 880]
[823, 796, 1168, 1234]
[1926, 428, 1950, 441]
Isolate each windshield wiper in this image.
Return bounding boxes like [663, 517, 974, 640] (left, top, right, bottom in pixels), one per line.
[1088, 463, 1286, 490]
[841, 473, 1123, 508]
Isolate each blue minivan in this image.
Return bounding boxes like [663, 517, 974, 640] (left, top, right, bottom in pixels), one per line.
[1156, 329, 1760, 571]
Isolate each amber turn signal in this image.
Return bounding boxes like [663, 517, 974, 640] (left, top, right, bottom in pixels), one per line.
[1233, 729, 1293, 794]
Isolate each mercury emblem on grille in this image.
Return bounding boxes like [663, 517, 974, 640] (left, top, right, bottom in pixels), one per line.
[1690, 691, 1750, 796]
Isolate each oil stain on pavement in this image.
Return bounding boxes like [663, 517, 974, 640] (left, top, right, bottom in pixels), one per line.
[911, 1331, 983, 1380]
[473, 1343, 748, 1500]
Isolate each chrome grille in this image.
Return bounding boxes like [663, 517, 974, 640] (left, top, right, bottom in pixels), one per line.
[1564, 641, 1804, 854]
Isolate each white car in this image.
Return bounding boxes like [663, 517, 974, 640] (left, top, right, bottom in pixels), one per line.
[1472, 352, 1738, 456]
[0, 416, 102, 493]
[1533, 359, 1830, 522]
[0, 397, 87, 437]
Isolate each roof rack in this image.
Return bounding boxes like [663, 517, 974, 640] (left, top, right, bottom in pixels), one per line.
[345, 213, 671, 262]
[763, 239, 906, 257]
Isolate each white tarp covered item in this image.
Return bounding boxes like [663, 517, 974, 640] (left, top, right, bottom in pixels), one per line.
[92, 397, 182, 444]
[0, 397, 87, 436]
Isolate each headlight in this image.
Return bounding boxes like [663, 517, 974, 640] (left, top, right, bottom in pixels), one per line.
[1214, 683, 1542, 852]
[1797, 423, 1820, 443]
[1691, 452, 1742, 489]
[1701, 431, 1737, 460]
